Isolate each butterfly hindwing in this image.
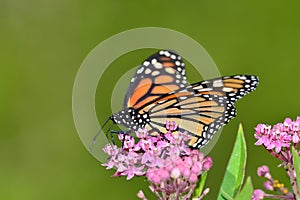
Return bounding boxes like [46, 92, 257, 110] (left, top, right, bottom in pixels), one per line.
[143, 88, 236, 148]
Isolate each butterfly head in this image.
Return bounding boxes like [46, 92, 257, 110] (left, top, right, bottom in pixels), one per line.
[111, 108, 150, 131]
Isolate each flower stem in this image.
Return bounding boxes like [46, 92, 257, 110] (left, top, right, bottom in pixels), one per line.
[286, 162, 300, 200]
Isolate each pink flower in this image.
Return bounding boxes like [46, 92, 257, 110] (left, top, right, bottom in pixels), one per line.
[252, 189, 264, 200]
[257, 165, 270, 177]
[170, 167, 181, 179]
[160, 168, 170, 180]
[203, 157, 213, 171]
[191, 161, 202, 174]
[140, 138, 155, 151]
[122, 134, 135, 149]
[263, 181, 273, 191]
[136, 128, 148, 138]
[283, 118, 293, 132]
[189, 173, 198, 183]
[137, 190, 147, 200]
[146, 169, 161, 184]
[181, 167, 191, 178]
[166, 121, 178, 131]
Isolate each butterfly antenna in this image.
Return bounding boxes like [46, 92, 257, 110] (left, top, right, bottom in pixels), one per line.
[90, 117, 112, 152]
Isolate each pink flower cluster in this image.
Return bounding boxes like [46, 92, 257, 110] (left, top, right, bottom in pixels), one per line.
[253, 117, 300, 200]
[254, 117, 300, 155]
[146, 149, 212, 199]
[147, 152, 212, 184]
[252, 165, 294, 200]
[102, 121, 212, 199]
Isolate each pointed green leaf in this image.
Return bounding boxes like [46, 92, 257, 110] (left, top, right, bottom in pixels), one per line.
[217, 124, 247, 200]
[292, 147, 300, 195]
[192, 171, 208, 199]
[234, 177, 253, 200]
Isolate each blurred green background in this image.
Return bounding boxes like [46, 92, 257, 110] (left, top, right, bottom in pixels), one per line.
[1, 0, 300, 199]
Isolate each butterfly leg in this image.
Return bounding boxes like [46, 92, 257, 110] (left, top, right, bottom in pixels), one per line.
[109, 130, 128, 146]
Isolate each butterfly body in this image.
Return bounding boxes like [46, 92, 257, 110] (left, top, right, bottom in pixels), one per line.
[108, 50, 259, 149]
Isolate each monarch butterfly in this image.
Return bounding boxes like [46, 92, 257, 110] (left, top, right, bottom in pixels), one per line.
[94, 50, 259, 149]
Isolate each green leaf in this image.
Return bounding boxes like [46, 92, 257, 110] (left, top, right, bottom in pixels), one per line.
[292, 147, 300, 195]
[217, 124, 247, 200]
[233, 177, 253, 200]
[192, 171, 208, 199]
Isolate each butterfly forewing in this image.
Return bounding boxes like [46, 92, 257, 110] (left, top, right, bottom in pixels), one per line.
[123, 50, 189, 110]
[192, 75, 259, 102]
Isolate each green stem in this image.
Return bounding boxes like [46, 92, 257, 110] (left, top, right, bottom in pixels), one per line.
[286, 162, 300, 200]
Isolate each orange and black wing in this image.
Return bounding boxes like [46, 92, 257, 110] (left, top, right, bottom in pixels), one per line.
[123, 50, 189, 110]
[141, 75, 259, 148]
[144, 91, 232, 148]
[191, 75, 259, 103]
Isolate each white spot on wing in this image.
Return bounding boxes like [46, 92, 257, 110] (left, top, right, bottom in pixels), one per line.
[213, 80, 223, 87]
[143, 61, 150, 66]
[223, 87, 233, 92]
[151, 71, 160, 76]
[151, 59, 157, 64]
[145, 68, 152, 74]
[165, 68, 175, 74]
[199, 88, 213, 92]
[194, 85, 203, 89]
[154, 62, 163, 69]
[137, 67, 144, 74]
